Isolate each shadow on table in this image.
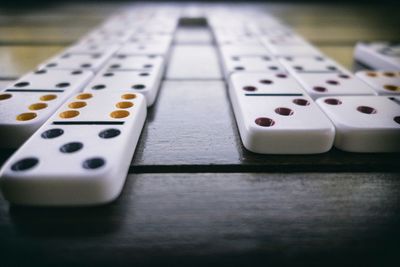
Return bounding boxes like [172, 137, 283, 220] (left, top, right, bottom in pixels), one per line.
[6, 178, 137, 238]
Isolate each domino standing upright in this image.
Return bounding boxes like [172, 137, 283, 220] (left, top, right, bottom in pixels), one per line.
[0, 91, 147, 206]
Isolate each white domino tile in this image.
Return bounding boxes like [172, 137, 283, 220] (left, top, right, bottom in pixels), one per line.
[229, 72, 334, 154]
[65, 43, 120, 54]
[84, 67, 163, 106]
[78, 29, 133, 45]
[219, 45, 271, 57]
[292, 72, 376, 99]
[356, 71, 400, 95]
[263, 43, 322, 57]
[221, 55, 286, 77]
[40, 50, 115, 72]
[279, 56, 349, 74]
[316, 96, 400, 152]
[117, 42, 171, 56]
[260, 34, 308, 46]
[0, 91, 147, 206]
[230, 72, 307, 96]
[101, 55, 165, 72]
[128, 34, 174, 46]
[0, 69, 93, 148]
[214, 34, 261, 46]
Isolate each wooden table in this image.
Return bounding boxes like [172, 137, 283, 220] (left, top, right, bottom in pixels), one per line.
[0, 3, 399, 266]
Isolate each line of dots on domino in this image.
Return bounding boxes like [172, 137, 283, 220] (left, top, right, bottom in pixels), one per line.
[0, 91, 147, 206]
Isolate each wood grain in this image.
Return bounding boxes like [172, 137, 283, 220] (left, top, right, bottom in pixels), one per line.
[1, 172, 399, 266]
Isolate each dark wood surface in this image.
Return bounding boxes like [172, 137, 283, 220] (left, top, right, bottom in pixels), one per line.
[1, 173, 400, 266]
[0, 3, 400, 267]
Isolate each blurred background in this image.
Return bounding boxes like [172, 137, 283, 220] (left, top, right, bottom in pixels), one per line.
[0, 1, 399, 84]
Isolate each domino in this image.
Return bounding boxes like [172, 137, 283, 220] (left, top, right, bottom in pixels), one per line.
[219, 45, 271, 57]
[0, 91, 147, 206]
[229, 72, 335, 154]
[316, 96, 400, 152]
[221, 55, 286, 77]
[354, 42, 400, 70]
[229, 72, 306, 96]
[292, 72, 376, 99]
[84, 65, 163, 106]
[102, 55, 165, 72]
[129, 34, 173, 46]
[263, 43, 322, 56]
[279, 56, 348, 74]
[260, 34, 308, 46]
[0, 69, 93, 148]
[356, 71, 400, 95]
[40, 50, 115, 72]
[117, 42, 171, 56]
[260, 33, 322, 57]
[65, 43, 120, 54]
[248, 16, 284, 30]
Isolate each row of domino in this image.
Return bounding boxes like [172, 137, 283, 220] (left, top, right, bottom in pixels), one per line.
[208, 10, 400, 154]
[354, 42, 400, 71]
[0, 7, 180, 148]
[0, 7, 181, 205]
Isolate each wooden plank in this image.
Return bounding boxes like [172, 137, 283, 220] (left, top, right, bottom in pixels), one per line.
[0, 46, 64, 78]
[0, 172, 399, 266]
